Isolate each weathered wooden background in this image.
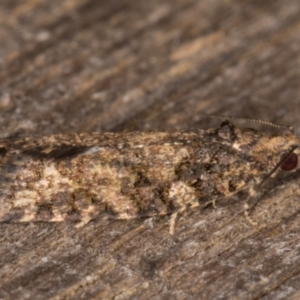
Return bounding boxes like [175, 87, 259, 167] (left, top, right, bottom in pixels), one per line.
[1, 1, 300, 299]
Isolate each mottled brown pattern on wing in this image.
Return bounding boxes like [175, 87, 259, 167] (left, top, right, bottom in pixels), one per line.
[1, 121, 300, 231]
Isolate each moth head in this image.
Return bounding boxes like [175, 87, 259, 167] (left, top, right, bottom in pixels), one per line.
[258, 145, 299, 189]
[259, 130, 300, 173]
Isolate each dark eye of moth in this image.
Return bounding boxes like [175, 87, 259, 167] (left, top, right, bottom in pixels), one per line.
[280, 152, 298, 171]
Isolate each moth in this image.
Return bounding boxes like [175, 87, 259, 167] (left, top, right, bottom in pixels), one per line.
[0, 120, 299, 234]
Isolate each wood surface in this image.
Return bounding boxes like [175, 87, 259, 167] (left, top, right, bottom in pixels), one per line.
[1, 1, 300, 299]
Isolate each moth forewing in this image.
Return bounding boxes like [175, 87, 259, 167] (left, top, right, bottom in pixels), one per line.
[0, 121, 300, 234]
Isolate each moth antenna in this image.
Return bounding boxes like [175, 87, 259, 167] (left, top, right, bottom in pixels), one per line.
[258, 145, 298, 189]
[200, 113, 294, 133]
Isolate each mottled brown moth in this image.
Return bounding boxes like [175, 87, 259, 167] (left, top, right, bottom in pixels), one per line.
[0, 120, 299, 234]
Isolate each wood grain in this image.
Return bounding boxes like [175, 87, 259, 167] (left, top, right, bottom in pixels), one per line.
[1, 0, 300, 299]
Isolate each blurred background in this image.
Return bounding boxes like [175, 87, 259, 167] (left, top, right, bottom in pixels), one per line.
[1, 0, 299, 138]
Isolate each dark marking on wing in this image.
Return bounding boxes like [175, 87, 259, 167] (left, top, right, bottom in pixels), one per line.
[22, 146, 91, 160]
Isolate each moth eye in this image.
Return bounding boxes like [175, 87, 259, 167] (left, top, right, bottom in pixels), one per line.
[280, 152, 298, 171]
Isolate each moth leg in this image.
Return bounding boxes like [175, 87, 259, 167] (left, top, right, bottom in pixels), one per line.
[169, 202, 199, 235]
[75, 218, 92, 228]
[244, 202, 258, 226]
[243, 186, 259, 226]
[212, 199, 217, 209]
[169, 207, 185, 235]
[74, 205, 95, 228]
